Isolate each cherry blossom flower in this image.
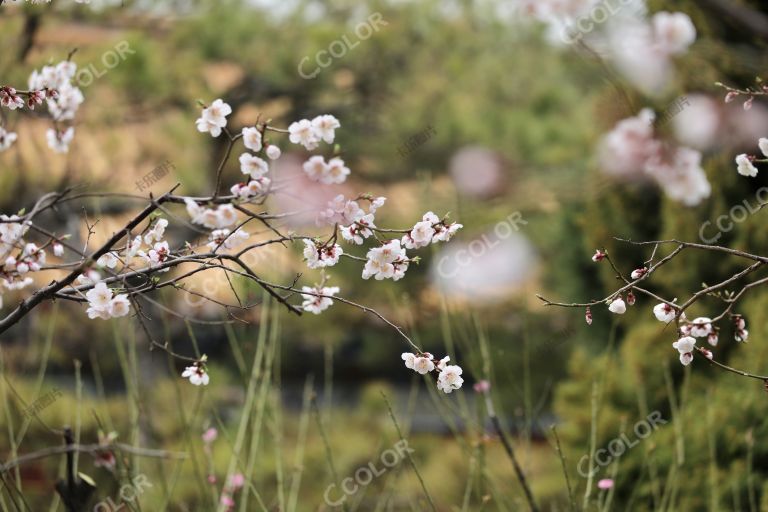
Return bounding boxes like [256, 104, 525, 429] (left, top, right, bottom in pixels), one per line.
[585, 306, 592, 325]
[736, 154, 758, 177]
[644, 145, 711, 206]
[239, 153, 269, 179]
[707, 331, 718, 347]
[403, 219, 436, 250]
[413, 356, 435, 374]
[182, 361, 210, 386]
[85, 282, 130, 320]
[241, 127, 262, 152]
[626, 290, 636, 306]
[324, 157, 350, 184]
[362, 239, 409, 281]
[0, 87, 24, 110]
[340, 214, 375, 245]
[288, 119, 319, 150]
[608, 297, 626, 314]
[108, 295, 131, 318]
[96, 252, 119, 269]
[592, 250, 606, 262]
[653, 303, 676, 323]
[303, 239, 342, 269]
[437, 365, 464, 393]
[300, 285, 340, 314]
[231, 178, 270, 199]
[759, 138, 768, 158]
[0, 127, 17, 152]
[473, 380, 490, 393]
[206, 228, 249, 251]
[631, 267, 648, 279]
[144, 218, 169, 245]
[52, 243, 63, 257]
[401, 352, 416, 370]
[46, 127, 74, 154]
[652, 12, 697, 56]
[311, 114, 340, 144]
[196, 99, 231, 138]
[689, 317, 712, 337]
[672, 336, 696, 366]
[302, 155, 329, 182]
[202, 427, 218, 444]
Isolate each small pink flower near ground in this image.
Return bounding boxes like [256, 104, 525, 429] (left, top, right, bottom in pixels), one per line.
[202, 427, 218, 444]
[598, 478, 614, 490]
[474, 380, 490, 393]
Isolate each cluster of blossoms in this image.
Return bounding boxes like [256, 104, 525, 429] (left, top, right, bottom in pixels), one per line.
[521, 2, 696, 95]
[0, 59, 84, 154]
[302, 239, 343, 269]
[0, 215, 42, 307]
[401, 352, 464, 394]
[592, 249, 751, 367]
[303, 155, 350, 184]
[206, 228, 249, 251]
[401, 211, 462, 249]
[185, 200, 239, 229]
[735, 137, 768, 178]
[85, 282, 130, 320]
[300, 284, 340, 314]
[598, 108, 711, 206]
[288, 114, 340, 150]
[318, 194, 384, 242]
[362, 239, 409, 281]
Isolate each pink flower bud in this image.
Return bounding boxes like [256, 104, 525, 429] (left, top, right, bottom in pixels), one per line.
[592, 250, 606, 262]
[585, 306, 593, 325]
[626, 291, 636, 306]
[725, 91, 738, 103]
[630, 267, 648, 280]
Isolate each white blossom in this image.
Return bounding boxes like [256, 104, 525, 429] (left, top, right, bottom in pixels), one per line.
[241, 127, 262, 152]
[652, 11, 697, 56]
[239, 153, 269, 180]
[0, 127, 18, 152]
[302, 155, 329, 182]
[143, 218, 168, 245]
[608, 297, 626, 314]
[303, 239, 342, 269]
[196, 99, 231, 137]
[437, 364, 464, 393]
[653, 303, 676, 323]
[182, 364, 210, 386]
[759, 138, 768, 158]
[311, 114, 340, 144]
[96, 252, 119, 269]
[288, 119, 319, 150]
[672, 335, 696, 366]
[736, 154, 758, 177]
[46, 127, 74, 154]
[362, 239, 409, 281]
[300, 285, 340, 314]
[689, 317, 712, 337]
